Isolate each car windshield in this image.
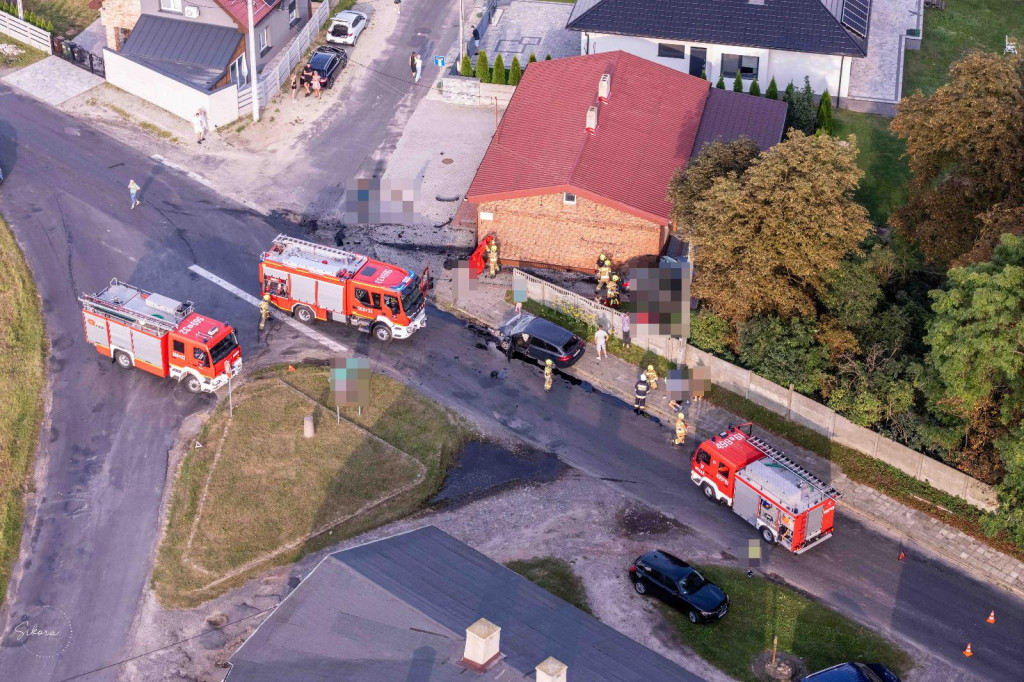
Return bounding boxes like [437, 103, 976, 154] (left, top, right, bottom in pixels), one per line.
[680, 570, 706, 593]
[399, 274, 424, 317]
[209, 331, 239, 365]
[853, 664, 885, 682]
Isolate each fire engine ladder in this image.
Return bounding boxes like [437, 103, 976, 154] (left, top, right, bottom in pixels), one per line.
[270, 234, 367, 275]
[79, 280, 190, 336]
[746, 435, 842, 500]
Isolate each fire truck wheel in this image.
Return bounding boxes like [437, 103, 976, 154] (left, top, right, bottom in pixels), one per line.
[185, 375, 204, 394]
[701, 483, 717, 502]
[294, 305, 315, 324]
[633, 581, 647, 595]
[114, 351, 133, 369]
[760, 526, 776, 545]
[372, 323, 393, 343]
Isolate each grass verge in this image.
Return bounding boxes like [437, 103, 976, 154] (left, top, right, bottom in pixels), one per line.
[833, 110, 910, 226]
[0, 215, 47, 606]
[506, 557, 592, 614]
[662, 565, 911, 682]
[504, 292, 676, 377]
[707, 386, 1024, 563]
[24, 0, 97, 38]
[0, 34, 48, 70]
[902, 0, 1024, 97]
[152, 364, 473, 607]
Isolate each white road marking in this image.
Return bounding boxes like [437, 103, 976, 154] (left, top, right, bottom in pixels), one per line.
[188, 264, 351, 354]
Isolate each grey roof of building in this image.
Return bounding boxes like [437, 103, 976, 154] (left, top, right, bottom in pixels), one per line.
[227, 526, 701, 682]
[120, 14, 241, 91]
[692, 88, 788, 157]
[566, 0, 870, 57]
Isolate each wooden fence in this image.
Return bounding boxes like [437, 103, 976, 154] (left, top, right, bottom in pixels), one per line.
[0, 11, 51, 53]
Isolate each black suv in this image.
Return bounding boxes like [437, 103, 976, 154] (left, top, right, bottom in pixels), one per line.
[308, 45, 348, 89]
[628, 550, 729, 623]
[498, 313, 585, 368]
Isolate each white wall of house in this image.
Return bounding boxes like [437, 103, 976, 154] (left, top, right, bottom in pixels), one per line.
[140, 0, 237, 29]
[105, 49, 241, 127]
[582, 32, 852, 99]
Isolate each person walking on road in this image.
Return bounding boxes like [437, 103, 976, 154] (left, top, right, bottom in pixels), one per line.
[594, 323, 608, 360]
[192, 110, 206, 144]
[414, 53, 423, 83]
[471, 25, 480, 55]
[410, 52, 418, 80]
[128, 179, 141, 209]
[633, 375, 649, 415]
[544, 359, 554, 391]
[674, 412, 688, 446]
[259, 293, 271, 332]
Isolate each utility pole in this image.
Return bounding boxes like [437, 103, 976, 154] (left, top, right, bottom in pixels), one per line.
[247, 0, 261, 122]
[458, 0, 465, 63]
[16, 0, 23, 20]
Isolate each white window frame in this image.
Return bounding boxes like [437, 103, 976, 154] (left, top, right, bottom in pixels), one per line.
[259, 27, 271, 52]
[230, 54, 249, 86]
[657, 43, 686, 59]
[563, 192, 577, 205]
[721, 53, 759, 80]
[160, 0, 183, 13]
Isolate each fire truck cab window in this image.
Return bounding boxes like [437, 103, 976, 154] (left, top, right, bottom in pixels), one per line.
[384, 295, 400, 316]
[193, 347, 209, 367]
[355, 288, 381, 309]
[717, 462, 730, 478]
[173, 340, 185, 353]
[697, 449, 711, 465]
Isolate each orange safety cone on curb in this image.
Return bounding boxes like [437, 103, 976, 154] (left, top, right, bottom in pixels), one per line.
[963, 643, 973, 657]
[987, 610, 996, 624]
[287, 365, 297, 372]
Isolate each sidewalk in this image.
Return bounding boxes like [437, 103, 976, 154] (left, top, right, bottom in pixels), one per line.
[445, 281, 1024, 599]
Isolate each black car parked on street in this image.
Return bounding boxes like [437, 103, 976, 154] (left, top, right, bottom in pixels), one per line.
[628, 550, 729, 623]
[498, 313, 585, 368]
[801, 662, 901, 682]
[309, 45, 348, 89]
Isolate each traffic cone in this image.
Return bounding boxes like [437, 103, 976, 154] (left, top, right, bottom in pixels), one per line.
[987, 610, 996, 624]
[287, 365, 296, 372]
[963, 642, 973, 657]
[898, 550, 906, 562]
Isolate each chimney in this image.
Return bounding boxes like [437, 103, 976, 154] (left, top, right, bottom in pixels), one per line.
[585, 106, 598, 133]
[536, 657, 568, 682]
[598, 73, 611, 101]
[461, 618, 502, 670]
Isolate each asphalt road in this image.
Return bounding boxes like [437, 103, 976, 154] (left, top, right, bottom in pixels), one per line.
[0, 20, 1021, 682]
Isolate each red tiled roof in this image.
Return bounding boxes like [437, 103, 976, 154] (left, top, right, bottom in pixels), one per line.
[215, 0, 281, 29]
[466, 51, 710, 224]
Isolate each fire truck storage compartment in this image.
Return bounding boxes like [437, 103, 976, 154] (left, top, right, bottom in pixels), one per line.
[291, 273, 316, 305]
[317, 281, 345, 312]
[132, 330, 164, 368]
[733, 480, 760, 525]
[806, 504, 824, 540]
[84, 313, 109, 347]
[109, 319, 133, 351]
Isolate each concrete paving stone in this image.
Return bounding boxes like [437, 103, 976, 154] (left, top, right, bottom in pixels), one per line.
[847, 0, 920, 103]
[475, 0, 578, 67]
[2, 56, 103, 107]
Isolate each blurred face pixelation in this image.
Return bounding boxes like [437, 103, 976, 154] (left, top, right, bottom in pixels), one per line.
[344, 178, 419, 224]
[630, 261, 691, 340]
[330, 357, 371, 407]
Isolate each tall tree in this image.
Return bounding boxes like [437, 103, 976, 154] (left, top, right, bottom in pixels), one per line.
[782, 81, 797, 131]
[476, 50, 490, 83]
[687, 131, 872, 322]
[667, 137, 761, 230]
[508, 56, 522, 85]
[816, 89, 834, 135]
[491, 53, 506, 85]
[890, 52, 1024, 267]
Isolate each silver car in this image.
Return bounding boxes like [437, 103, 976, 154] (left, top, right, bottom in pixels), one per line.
[326, 10, 369, 46]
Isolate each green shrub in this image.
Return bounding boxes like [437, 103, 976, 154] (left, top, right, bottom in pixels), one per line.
[766, 77, 779, 100]
[528, 53, 537, 63]
[816, 88, 834, 136]
[477, 50, 490, 83]
[508, 56, 522, 85]
[700, 68, 707, 80]
[690, 309, 735, 360]
[716, 75, 726, 90]
[491, 53, 506, 85]
[748, 78, 760, 96]
[738, 316, 828, 394]
[545, 54, 552, 60]
[460, 53, 473, 77]
[733, 72, 743, 92]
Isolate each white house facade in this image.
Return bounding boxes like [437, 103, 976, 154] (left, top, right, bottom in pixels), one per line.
[567, 0, 870, 104]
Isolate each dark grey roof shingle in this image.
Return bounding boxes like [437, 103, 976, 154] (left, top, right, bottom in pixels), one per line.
[121, 15, 241, 90]
[692, 89, 788, 156]
[228, 526, 702, 681]
[567, 0, 869, 57]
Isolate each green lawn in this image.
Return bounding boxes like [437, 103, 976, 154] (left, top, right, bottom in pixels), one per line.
[23, 0, 97, 38]
[0, 34, 47, 70]
[903, 0, 1024, 97]
[662, 566, 911, 682]
[506, 557, 593, 614]
[833, 110, 910, 227]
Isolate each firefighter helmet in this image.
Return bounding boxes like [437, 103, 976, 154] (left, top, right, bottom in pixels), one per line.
[263, 293, 271, 301]
[677, 411, 686, 421]
[545, 359, 553, 366]
[612, 275, 619, 281]
[647, 364, 654, 371]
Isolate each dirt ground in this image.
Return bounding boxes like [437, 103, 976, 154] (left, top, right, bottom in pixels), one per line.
[122, 470, 738, 682]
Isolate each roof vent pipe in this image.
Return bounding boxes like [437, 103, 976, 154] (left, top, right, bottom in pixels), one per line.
[536, 657, 568, 682]
[586, 105, 598, 133]
[461, 619, 502, 671]
[598, 73, 611, 101]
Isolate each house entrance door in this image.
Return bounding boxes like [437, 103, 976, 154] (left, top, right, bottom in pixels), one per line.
[689, 47, 707, 77]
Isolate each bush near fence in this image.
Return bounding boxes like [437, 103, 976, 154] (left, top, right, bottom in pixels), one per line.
[0, 8, 51, 53]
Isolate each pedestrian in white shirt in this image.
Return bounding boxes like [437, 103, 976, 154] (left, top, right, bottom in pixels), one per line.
[594, 324, 608, 360]
[414, 53, 423, 83]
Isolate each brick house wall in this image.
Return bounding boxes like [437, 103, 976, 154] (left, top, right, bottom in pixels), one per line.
[476, 193, 665, 271]
[98, 0, 141, 51]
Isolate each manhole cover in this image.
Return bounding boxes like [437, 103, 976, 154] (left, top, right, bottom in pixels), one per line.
[441, 158, 454, 165]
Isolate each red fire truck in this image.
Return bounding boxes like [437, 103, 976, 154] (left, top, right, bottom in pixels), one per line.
[259, 235, 428, 342]
[690, 424, 839, 553]
[80, 279, 242, 393]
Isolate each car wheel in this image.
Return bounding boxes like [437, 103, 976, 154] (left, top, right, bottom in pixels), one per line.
[633, 580, 647, 595]
[114, 350, 133, 369]
[327, 76, 335, 89]
[185, 375, 204, 394]
[688, 610, 700, 624]
[372, 323, 393, 343]
[702, 483, 717, 501]
[294, 305, 315, 324]
[761, 526, 776, 544]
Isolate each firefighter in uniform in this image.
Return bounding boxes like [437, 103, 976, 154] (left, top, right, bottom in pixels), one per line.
[544, 359, 554, 391]
[674, 412, 688, 446]
[488, 242, 500, 277]
[644, 364, 659, 390]
[596, 253, 606, 272]
[633, 375, 650, 415]
[259, 293, 271, 331]
[605, 274, 620, 307]
[595, 260, 612, 294]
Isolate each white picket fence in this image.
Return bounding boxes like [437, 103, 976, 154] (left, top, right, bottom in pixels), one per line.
[238, 0, 333, 116]
[0, 11, 51, 53]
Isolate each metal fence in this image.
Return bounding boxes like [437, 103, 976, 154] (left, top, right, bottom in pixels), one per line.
[53, 36, 105, 77]
[0, 10, 51, 53]
[238, 0, 333, 116]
